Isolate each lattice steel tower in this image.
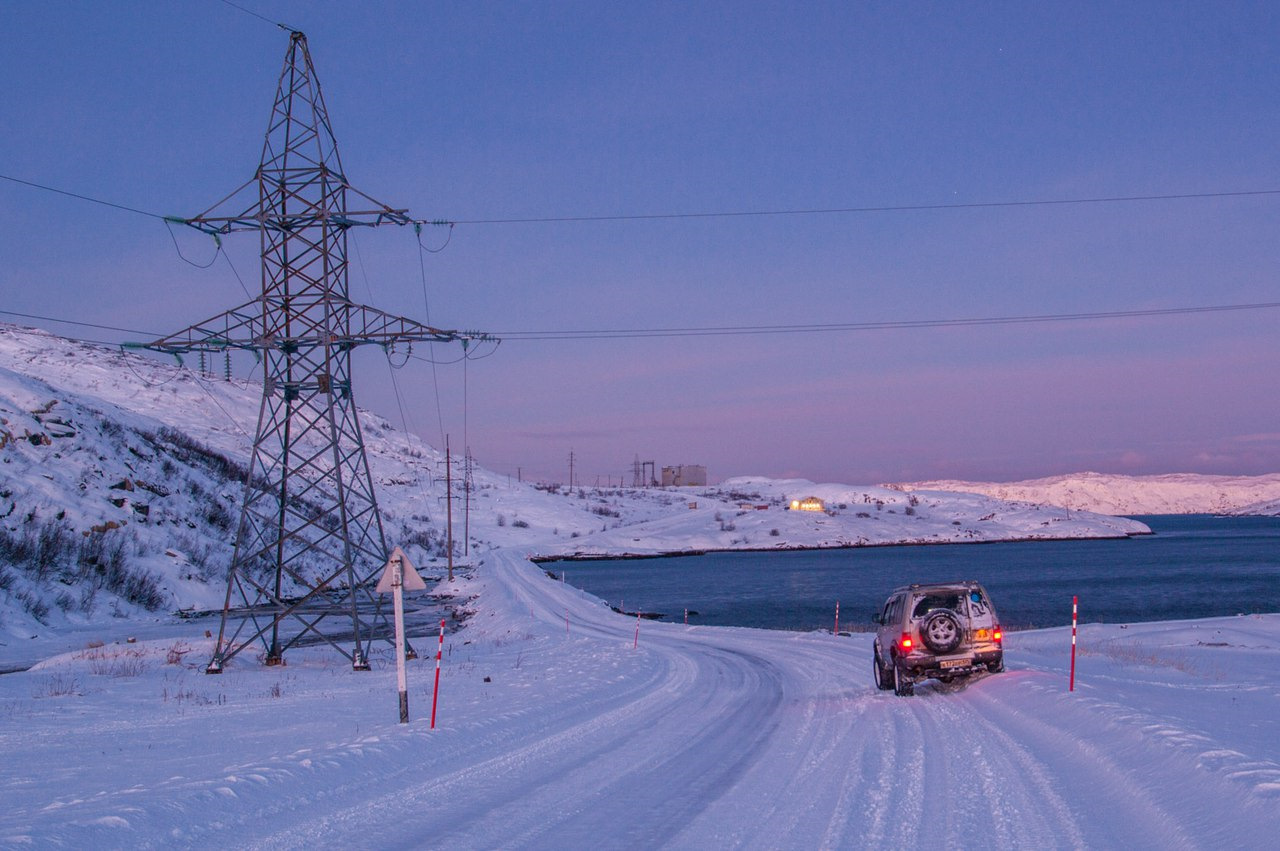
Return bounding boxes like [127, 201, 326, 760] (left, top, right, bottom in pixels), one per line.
[141, 31, 486, 673]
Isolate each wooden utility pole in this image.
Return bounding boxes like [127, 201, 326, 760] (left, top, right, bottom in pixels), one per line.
[446, 435, 454, 582]
[464, 447, 472, 557]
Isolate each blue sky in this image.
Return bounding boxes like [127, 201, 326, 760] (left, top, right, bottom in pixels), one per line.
[3, 1, 1279, 485]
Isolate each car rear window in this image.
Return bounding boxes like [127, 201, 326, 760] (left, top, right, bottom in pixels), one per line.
[911, 593, 963, 619]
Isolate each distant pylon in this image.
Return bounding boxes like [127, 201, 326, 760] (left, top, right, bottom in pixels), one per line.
[136, 31, 490, 673]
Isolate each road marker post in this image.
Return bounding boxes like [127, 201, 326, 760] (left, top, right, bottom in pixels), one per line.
[1069, 595, 1078, 692]
[834, 601, 840, 635]
[375, 546, 427, 724]
[431, 618, 445, 729]
[634, 611, 641, 649]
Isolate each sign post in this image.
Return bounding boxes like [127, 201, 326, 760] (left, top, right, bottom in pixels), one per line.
[1069, 595, 1078, 692]
[376, 546, 427, 723]
[431, 618, 445, 729]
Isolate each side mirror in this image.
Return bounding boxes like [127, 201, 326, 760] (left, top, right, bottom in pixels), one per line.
[872, 613, 883, 625]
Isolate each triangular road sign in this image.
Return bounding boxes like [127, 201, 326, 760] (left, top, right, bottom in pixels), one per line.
[376, 546, 428, 593]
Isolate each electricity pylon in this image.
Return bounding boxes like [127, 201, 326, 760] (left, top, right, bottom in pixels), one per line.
[139, 31, 488, 673]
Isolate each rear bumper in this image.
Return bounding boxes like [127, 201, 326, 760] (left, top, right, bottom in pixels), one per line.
[901, 648, 1002, 679]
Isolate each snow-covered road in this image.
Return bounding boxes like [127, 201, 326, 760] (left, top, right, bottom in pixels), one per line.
[4, 550, 1279, 848]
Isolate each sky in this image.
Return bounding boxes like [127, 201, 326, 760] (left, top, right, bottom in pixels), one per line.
[2, 1, 1279, 486]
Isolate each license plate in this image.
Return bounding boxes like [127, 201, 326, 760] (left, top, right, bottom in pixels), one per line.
[940, 658, 971, 669]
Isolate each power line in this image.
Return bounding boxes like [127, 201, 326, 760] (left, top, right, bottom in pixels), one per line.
[0, 309, 159, 337]
[217, 0, 295, 32]
[449, 189, 1280, 226]
[7, 301, 1279, 345]
[5, 168, 1277, 230]
[0, 172, 170, 220]
[491, 301, 1280, 341]
[416, 227, 450, 448]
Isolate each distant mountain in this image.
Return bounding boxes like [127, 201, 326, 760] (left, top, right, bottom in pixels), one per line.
[894, 471, 1280, 516]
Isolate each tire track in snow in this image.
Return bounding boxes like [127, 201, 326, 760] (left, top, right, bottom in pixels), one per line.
[807, 675, 1089, 849]
[252, 648, 778, 848]
[229, 647, 699, 849]
[238, 560, 789, 848]
[963, 676, 1280, 847]
[910, 683, 1087, 848]
[500, 645, 786, 849]
[668, 638, 882, 849]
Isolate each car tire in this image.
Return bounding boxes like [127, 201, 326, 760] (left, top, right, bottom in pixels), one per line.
[873, 645, 894, 691]
[920, 609, 962, 653]
[893, 661, 914, 697]
[986, 658, 1004, 674]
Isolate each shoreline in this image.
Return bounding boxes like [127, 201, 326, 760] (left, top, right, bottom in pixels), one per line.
[531, 529, 1150, 564]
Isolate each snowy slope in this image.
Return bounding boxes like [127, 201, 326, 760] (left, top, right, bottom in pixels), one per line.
[0, 323, 1146, 657]
[1236, 495, 1280, 516]
[1, 550, 1276, 848]
[898, 470, 1280, 516]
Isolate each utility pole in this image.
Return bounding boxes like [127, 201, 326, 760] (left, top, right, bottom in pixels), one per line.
[463, 446, 472, 557]
[136, 31, 491, 672]
[568, 450, 576, 489]
[446, 435, 454, 583]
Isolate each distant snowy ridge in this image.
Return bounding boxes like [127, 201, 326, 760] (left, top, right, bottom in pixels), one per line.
[895, 471, 1280, 516]
[543, 475, 1148, 559]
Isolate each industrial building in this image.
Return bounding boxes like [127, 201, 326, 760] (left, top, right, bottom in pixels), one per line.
[661, 464, 707, 487]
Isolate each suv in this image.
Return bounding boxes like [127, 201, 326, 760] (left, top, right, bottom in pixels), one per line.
[872, 581, 1003, 696]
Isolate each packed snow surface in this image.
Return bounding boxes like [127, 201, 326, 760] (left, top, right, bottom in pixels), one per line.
[2, 552, 1278, 848]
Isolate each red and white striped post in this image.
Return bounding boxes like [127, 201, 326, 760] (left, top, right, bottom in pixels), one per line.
[1069, 596, 1078, 692]
[834, 601, 840, 635]
[430, 618, 445, 729]
[633, 610, 641, 649]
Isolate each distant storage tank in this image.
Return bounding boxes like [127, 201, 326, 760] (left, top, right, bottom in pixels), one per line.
[661, 464, 707, 487]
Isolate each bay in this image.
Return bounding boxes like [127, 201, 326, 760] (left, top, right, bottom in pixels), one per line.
[555, 515, 1280, 631]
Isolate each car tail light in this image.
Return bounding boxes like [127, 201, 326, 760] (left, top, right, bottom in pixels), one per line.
[993, 626, 1003, 643]
[899, 633, 913, 652]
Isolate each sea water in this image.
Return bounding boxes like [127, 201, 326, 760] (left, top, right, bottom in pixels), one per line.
[556, 515, 1280, 631]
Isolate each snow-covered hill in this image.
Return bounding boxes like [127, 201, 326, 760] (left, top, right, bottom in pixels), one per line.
[0, 323, 1147, 652]
[549, 475, 1146, 558]
[896, 471, 1280, 516]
